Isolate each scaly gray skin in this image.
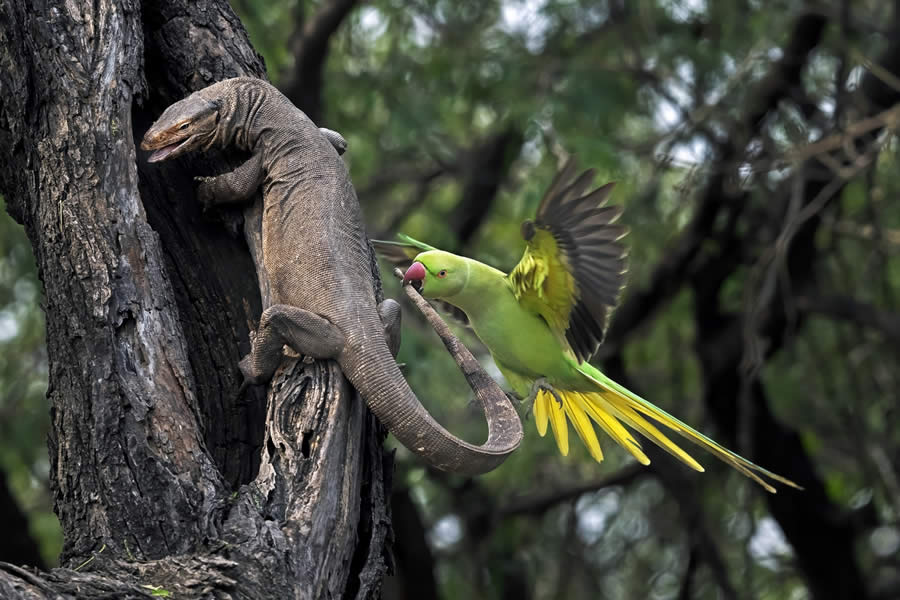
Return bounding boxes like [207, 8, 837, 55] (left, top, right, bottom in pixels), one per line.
[141, 77, 522, 475]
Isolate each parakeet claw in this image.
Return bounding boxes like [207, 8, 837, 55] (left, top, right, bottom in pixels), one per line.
[548, 388, 563, 407]
[529, 377, 563, 407]
[518, 377, 562, 420]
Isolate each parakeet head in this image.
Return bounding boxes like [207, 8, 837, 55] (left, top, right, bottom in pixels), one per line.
[402, 250, 469, 299]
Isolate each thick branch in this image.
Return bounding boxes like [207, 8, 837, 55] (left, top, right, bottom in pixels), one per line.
[448, 128, 524, 248]
[600, 13, 828, 357]
[384, 487, 439, 600]
[140, 0, 270, 490]
[498, 464, 645, 518]
[280, 0, 360, 122]
[601, 359, 740, 600]
[796, 294, 900, 343]
[0, 0, 227, 562]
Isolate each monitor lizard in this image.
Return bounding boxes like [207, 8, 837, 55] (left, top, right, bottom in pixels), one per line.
[141, 77, 522, 475]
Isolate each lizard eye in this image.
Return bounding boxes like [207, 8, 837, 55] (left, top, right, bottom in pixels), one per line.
[178, 122, 190, 130]
[437, 270, 448, 278]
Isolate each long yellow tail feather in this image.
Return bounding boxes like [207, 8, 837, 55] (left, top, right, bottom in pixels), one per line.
[530, 370, 801, 493]
[602, 397, 705, 473]
[575, 392, 650, 466]
[546, 390, 569, 455]
[534, 390, 550, 437]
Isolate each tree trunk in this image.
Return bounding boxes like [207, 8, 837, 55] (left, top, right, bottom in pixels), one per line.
[0, 0, 391, 597]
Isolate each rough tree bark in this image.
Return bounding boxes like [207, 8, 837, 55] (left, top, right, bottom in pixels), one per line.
[0, 0, 390, 598]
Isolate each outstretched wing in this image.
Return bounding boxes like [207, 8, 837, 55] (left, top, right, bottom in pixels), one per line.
[372, 234, 471, 327]
[508, 158, 627, 363]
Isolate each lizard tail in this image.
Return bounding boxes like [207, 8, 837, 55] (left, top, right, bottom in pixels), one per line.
[340, 288, 523, 475]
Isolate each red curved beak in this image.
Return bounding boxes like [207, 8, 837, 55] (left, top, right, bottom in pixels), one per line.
[403, 262, 427, 285]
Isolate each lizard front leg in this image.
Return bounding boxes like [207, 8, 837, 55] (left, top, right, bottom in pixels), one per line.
[319, 127, 347, 156]
[239, 304, 345, 384]
[196, 152, 264, 210]
[377, 299, 402, 359]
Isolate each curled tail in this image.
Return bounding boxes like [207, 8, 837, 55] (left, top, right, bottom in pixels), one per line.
[343, 283, 522, 476]
[533, 365, 801, 493]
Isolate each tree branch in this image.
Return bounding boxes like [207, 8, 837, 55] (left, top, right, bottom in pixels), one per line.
[383, 486, 439, 600]
[676, 543, 699, 600]
[682, 29, 900, 600]
[448, 128, 524, 248]
[599, 13, 829, 359]
[498, 463, 645, 518]
[280, 0, 360, 123]
[601, 358, 740, 600]
[796, 293, 900, 343]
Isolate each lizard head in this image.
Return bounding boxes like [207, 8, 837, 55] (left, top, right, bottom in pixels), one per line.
[141, 94, 221, 163]
[403, 251, 469, 299]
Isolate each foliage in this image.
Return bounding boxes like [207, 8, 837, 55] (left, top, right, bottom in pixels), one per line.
[0, 195, 59, 565]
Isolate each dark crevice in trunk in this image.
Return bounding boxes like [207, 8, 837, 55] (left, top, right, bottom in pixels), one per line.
[0, 467, 46, 570]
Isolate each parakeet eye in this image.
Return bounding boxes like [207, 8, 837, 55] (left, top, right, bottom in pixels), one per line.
[437, 269, 448, 278]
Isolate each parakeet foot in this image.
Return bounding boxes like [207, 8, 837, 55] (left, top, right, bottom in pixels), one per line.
[529, 377, 564, 407]
[519, 377, 562, 420]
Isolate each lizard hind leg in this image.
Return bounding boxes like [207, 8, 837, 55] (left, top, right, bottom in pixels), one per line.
[239, 304, 345, 385]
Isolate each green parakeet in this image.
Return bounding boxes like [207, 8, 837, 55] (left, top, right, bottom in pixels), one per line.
[374, 159, 799, 492]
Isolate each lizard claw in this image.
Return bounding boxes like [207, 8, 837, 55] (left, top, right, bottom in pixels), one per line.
[194, 175, 217, 211]
[238, 354, 266, 386]
[233, 378, 252, 404]
[234, 355, 267, 404]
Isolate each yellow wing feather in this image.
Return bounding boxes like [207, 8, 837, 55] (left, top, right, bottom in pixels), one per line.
[509, 229, 578, 356]
[508, 158, 626, 362]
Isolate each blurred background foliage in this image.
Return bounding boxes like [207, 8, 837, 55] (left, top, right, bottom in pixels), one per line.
[0, 194, 57, 567]
[3, 0, 900, 598]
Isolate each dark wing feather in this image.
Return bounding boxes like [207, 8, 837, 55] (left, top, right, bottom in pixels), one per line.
[512, 157, 628, 363]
